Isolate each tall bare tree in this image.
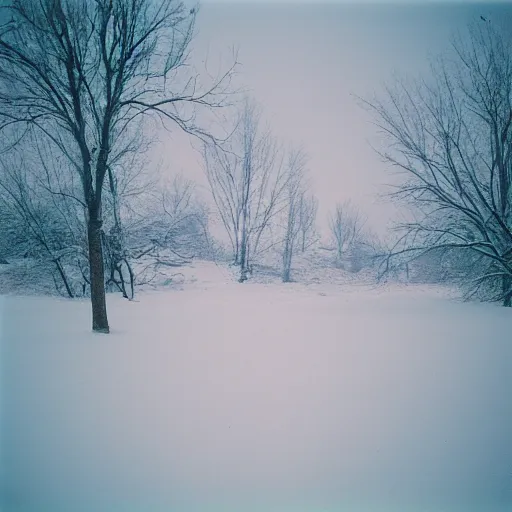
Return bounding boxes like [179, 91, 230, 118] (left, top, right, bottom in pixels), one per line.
[298, 193, 319, 253]
[362, 19, 512, 305]
[203, 99, 289, 282]
[0, 0, 236, 332]
[329, 200, 366, 266]
[281, 148, 308, 282]
[99, 128, 157, 300]
[0, 146, 86, 297]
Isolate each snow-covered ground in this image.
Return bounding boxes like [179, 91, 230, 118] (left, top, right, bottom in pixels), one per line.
[1, 261, 511, 512]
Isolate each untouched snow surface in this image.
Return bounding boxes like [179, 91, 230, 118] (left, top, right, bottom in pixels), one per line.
[1, 261, 511, 512]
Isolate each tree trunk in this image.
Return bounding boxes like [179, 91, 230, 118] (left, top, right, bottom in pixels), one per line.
[502, 275, 512, 307]
[54, 258, 74, 298]
[282, 256, 291, 282]
[282, 235, 292, 283]
[233, 231, 240, 265]
[87, 217, 110, 333]
[239, 225, 248, 281]
[239, 221, 247, 266]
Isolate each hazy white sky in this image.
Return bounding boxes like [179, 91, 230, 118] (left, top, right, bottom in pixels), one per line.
[155, 2, 511, 236]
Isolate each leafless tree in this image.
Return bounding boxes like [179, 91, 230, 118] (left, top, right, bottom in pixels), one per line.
[0, 124, 209, 298]
[203, 99, 289, 282]
[99, 128, 157, 299]
[0, 0, 236, 332]
[298, 193, 319, 253]
[362, 20, 512, 305]
[152, 174, 210, 259]
[102, 163, 136, 300]
[0, 148, 86, 298]
[124, 172, 212, 283]
[329, 200, 366, 267]
[281, 148, 308, 282]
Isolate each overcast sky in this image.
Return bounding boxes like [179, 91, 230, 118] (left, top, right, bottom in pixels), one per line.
[154, 1, 512, 238]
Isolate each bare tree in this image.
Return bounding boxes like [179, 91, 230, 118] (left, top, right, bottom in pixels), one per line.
[124, 172, 211, 283]
[329, 200, 366, 267]
[298, 193, 319, 253]
[100, 129, 157, 300]
[203, 99, 289, 282]
[0, 150, 86, 298]
[154, 174, 210, 259]
[102, 163, 136, 300]
[203, 141, 242, 264]
[281, 148, 308, 282]
[0, 0, 236, 332]
[362, 20, 512, 305]
[0, 125, 209, 298]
